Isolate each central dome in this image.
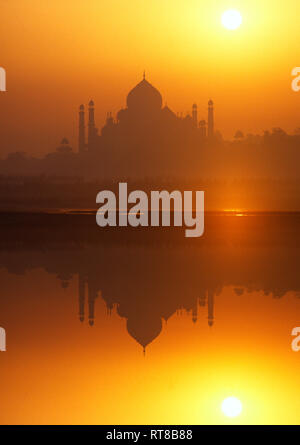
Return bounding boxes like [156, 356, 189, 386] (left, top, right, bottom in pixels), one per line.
[127, 78, 163, 113]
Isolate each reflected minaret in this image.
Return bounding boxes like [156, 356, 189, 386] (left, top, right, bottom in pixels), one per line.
[78, 274, 85, 322]
[88, 100, 95, 150]
[199, 292, 206, 307]
[207, 99, 214, 139]
[192, 300, 198, 323]
[192, 103, 198, 127]
[88, 283, 98, 326]
[207, 290, 214, 326]
[78, 104, 85, 153]
[106, 301, 113, 316]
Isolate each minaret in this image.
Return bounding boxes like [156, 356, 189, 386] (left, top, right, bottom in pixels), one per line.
[192, 103, 198, 127]
[78, 274, 85, 322]
[199, 120, 206, 138]
[88, 100, 95, 150]
[106, 111, 114, 126]
[207, 290, 214, 327]
[207, 99, 214, 139]
[78, 104, 85, 153]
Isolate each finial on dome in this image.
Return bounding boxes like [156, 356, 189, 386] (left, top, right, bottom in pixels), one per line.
[126, 75, 162, 110]
[143, 70, 146, 80]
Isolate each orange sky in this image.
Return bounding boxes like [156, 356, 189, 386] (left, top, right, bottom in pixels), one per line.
[0, 0, 300, 155]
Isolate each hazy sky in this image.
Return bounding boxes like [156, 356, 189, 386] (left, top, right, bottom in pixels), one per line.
[0, 0, 300, 156]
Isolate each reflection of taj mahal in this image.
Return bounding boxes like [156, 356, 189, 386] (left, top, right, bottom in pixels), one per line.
[0, 213, 299, 354]
[77, 273, 215, 353]
[78, 74, 215, 154]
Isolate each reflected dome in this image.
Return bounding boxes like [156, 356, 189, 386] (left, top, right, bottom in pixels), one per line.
[127, 315, 162, 349]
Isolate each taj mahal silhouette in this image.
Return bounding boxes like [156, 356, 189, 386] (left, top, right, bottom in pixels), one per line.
[77, 73, 215, 156]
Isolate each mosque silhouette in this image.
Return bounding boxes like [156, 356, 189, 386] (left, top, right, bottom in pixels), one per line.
[77, 73, 215, 155]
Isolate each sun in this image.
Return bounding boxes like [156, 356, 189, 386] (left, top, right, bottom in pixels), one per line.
[221, 397, 242, 418]
[221, 10, 242, 30]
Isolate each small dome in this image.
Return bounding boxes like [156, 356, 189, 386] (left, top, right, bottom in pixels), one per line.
[208, 99, 214, 106]
[116, 108, 129, 122]
[79, 104, 84, 110]
[127, 78, 162, 113]
[89, 100, 94, 107]
[162, 105, 177, 120]
[184, 114, 193, 123]
[57, 138, 72, 153]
